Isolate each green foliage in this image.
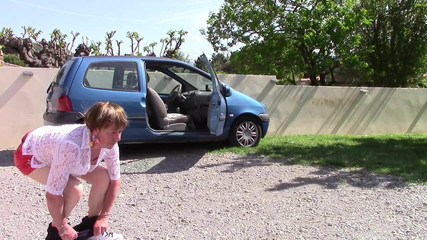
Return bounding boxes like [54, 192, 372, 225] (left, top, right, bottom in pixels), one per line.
[1, 27, 14, 37]
[174, 51, 191, 63]
[21, 26, 42, 41]
[203, 0, 368, 86]
[1, 26, 192, 67]
[214, 134, 427, 184]
[210, 53, 230, 73]
[3, 54, 28, 66]
[228, 39, 303, 84]
[194, 54, 206, 71]
[355, 0, 427, 87]
[204, 0, 427, 87]
[143, 42, 157, 56]
[194, 53, 229, 73]
[160, 30, 188, 59]
[50, 28, 67, 48]
[126, 31, 143, 55]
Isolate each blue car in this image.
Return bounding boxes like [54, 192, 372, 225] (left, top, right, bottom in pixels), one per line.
[43, 54, 269, 147]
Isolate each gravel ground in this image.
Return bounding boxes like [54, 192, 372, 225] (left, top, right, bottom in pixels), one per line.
[0, 143, 426, 240]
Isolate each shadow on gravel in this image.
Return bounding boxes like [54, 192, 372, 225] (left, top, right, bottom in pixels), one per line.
[266, 167, 408, 191]
[0, 150, 15, 167]
[119, 142, 227, 174]
[0, 142, 227, 173]
[197, 154, 282, 173]
[195, 153, 409, 190]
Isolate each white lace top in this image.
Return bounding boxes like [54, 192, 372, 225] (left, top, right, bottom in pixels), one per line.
[22, 124, 121, 195]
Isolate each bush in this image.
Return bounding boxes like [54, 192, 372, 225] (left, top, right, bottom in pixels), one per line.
[3, 54, 28, 67]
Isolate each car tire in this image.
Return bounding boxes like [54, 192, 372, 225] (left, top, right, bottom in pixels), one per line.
[228, 116, 262, 147]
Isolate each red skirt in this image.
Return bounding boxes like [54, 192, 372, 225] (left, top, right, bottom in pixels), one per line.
[14, 131, 35, 175]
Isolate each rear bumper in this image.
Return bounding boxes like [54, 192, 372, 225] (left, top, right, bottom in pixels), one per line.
[43, 111, 85, 125]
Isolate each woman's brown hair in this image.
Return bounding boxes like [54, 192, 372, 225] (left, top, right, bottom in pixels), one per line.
[84, 102, 128, 131]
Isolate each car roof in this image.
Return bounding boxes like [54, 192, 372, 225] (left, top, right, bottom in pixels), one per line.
[71, 55, 211, 79]
[74, 55, 183, 63]
[71, 55, 200, 69]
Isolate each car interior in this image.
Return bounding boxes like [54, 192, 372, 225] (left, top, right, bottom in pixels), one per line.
[145, 63, 214, 132]
[145, 73, 193, 131]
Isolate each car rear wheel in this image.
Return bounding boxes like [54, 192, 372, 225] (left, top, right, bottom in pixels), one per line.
[229, 116, 262, 147]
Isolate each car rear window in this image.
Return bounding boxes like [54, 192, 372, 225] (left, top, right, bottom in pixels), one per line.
[55, 58, 75, 86]
[84, 61, 139, 91]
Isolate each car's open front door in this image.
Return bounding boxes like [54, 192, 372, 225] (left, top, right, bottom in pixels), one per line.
[203, 54, 226, 135]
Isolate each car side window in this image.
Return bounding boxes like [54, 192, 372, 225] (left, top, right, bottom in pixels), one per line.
[84, 62, 139, 91]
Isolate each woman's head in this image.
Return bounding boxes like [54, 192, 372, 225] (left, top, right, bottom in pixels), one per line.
[84, 102, 128, 132]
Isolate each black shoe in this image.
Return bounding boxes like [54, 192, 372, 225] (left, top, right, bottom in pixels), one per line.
[73, 216, 98, 239]
[73, 216, 98, 232]
[75, 229, 93, 240]
[45, 223, 61, 240]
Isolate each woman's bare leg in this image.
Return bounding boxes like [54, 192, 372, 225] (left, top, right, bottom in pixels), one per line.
[79, 166, 110, 217]
[28, 167, 83, 218]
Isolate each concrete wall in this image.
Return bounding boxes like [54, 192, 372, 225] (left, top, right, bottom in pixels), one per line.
[1, 67, 58, 149]
[1, 67, 427, 149]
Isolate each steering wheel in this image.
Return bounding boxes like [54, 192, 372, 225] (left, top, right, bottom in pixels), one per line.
[168, 84, 182, 111]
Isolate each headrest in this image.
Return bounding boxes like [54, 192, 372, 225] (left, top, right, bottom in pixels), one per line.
[127, 72, 136, 80]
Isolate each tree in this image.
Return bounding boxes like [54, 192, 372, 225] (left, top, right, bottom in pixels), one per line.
[203, 0, 368, 85]
[69, 31, 80, 53]
[90, 41, 102, 56]
[194, 53, 225, 72]
[1, 26, 193, 67]
[127, 31, 143, 55]
[356, 0, 427, 87]
[50, 28, 70, 67]
[160, 30, 188, 58]
[194, 54, 206, 70]
[143, 42, 157, 56]
[211, 52, 230, 73]
[116, 40, 123, 56]
[105, 31, 116, 56]
[1, 27, 54, 67]
[22, 26, 42, 42]
[227, 36, 304, 84]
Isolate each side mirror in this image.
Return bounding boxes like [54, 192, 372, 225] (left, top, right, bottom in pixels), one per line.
[224, 85, 231, 97]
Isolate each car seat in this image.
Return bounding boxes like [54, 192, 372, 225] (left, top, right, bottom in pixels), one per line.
[145, 73, 190, 131]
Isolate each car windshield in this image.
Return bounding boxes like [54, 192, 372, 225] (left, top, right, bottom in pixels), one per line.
[146, 62, 213, 94]
[167, 65, 212, 91]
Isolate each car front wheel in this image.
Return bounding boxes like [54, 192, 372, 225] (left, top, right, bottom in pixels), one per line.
[229, 117, 262, 147]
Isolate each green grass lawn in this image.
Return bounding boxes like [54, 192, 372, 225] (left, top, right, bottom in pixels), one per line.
[214, 134, 427, 184]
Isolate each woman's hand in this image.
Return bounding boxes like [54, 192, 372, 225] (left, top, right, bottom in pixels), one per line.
[56, 223, 78, 240]
[93, 214, 110, 236]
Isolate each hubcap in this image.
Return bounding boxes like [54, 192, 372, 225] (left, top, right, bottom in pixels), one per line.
[236, 121, 259, 147]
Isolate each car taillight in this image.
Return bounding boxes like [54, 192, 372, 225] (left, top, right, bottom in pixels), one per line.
[57, 94, 73, 112]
